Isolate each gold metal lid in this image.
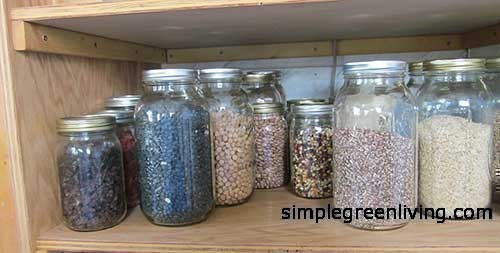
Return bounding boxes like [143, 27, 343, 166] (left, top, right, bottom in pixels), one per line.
[423, 58, 486, 72]
[252, 103, 283, 114]
[291, 104, 333, 116]
[486, 58, 500, 70]
[105, 95, 141, 108]
[287, 98, 329, 111]
[244, 71, 279, 84]
[57, 115, 115, 133]
[408, 61, 423, 73]
[94, 110, 134, 124]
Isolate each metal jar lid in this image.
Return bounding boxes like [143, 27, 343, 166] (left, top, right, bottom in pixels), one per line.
[105, 95, 141, 108]
[423, 58, 486, 72]
[199, 68, 243, 82]
[143, 69, 198, 83]
[57, 115, 115, 133]
[409, 61, 423, 73]
[94, 110, 134, 124]
[252, 103, 283, 114]
[486, 58, 500, 70]
[244, 71, 278, 84]
[287, 98, 329, 111]
[343, 60, 407, 74]
[291, 104, 334, 116]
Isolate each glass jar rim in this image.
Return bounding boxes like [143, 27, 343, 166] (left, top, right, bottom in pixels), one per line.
[343, 60, 407, 74]
[143, 69, 197, 83]
[105, 95, 140, 108]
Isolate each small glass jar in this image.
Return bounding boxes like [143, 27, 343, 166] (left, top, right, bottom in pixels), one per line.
[243, 71, 283, 104]
[135, 69, 214, 226]
[56, 116, 127, 231]
[252, 103, 287, 189]
[418, 59, 492, 216]
[105, 95, 141, 111]
[290, 104, 333, 199]
[333, 61, 417, 230]
[286, 98, 329, 118]
[407, 61, 424, 96]
[95, 110, 139, 208]
[200, 68, 255, 206]
[485, 58, 500, 202]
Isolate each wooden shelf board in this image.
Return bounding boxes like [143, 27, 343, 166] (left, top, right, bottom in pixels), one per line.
[37, 188, 500, 253]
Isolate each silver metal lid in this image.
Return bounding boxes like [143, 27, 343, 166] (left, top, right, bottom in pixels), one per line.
[291, 104, 334, 116]
[199, 68, 243, 82]
[252, 103, 283, 114]
[486, 58, 500, 70]
[343, 60, 407, 74]
[409, 61, 423, 73]
[287, 98, 329, 111]
[57, 115, 115, 133]
[105, 95, 141, 108]
[244, 71, 279, 84]
[143, 69, 198, 83]
[423, 58, 485, 72]
[94, 109, 134, 124]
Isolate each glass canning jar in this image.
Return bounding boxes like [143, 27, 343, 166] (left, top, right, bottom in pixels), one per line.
[243, 71, 283, 104]
[105, 95, 141, 111]
[135, 69, 214, 226]
[286, 98, 329, 119]
[94, 110, 139, 208]
[252, 103, 287, 189]
[200, 68, 255, 206]
[407, 61, 424, 96]
[485, 58, 500, 202]
[418, 58, 493, 216]
[333, 61, 417, 230]
[56, 115, 127, 231]
[290, 104, 333, 199]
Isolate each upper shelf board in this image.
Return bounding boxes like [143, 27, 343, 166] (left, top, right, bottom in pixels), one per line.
[11, 0, 500, 49]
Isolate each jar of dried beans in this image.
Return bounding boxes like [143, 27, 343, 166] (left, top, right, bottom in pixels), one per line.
[252, 103, 287, 189]
[56, 115, 127, 231]
[407, 61, 424, 96]
[243, 71, 283, 105]
[290, 104, 333, 199]
[485, 58, 500, 202]
[95, 110, 139, 208]
[418, 59, 493, 215]
[333, 61, 417, 230]
[105, 95, 141, 111]
[136, 69, 214, 226]
[200, 68, 255, 206]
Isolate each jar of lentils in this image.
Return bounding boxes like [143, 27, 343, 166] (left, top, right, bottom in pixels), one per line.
[290, 104, 333, 199]
[243, 71, 283, 104]
[407, 61, 424, 96]
[56, 115, 127, 231]
[333, 61, 417, 230]
[135, 69, 214, 226]
[485, 58, 500, 202]
[418, 59, 493, 215]
[105, 95, 141, 111]
[95, 110, 139, 208]
[200, 68, 255, 206]
[252, 103, 287, 189]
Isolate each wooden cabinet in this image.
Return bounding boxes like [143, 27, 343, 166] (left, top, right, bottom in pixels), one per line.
[1, 1, 500, 252]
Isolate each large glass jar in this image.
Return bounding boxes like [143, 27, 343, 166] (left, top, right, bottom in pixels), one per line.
[56, 116, 127, 231]
[407, 61, 424, 96]
[333, 61, 417, 230]
[105, 95, 141, 111]
[135, 69, 214, 226]
[418, 59, 492, 215]
[252, 103, 287, 189]
[243, 71, 283, 104]
[290, 104, 333, 199]
[95, 110, 139, 208]
[485, 58, 500, 202]
[200, 68, 255, 206]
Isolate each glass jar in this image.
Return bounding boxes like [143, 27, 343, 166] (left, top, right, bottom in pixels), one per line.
[333, 61, 417, 230]
[243, 71, 283, 104]
[95, 110, 139, 208]
[290, 104, 333, 199]
[485, 58, 500, 202]
[56, 116, 127, 231]
[105, 95, 141, 111]
[407, 61, 424, 96]
[252, 103, 287, 189]
[418, 58, 492, 216]
[135, 69, 214, 226]
[200, 68, 255, 206]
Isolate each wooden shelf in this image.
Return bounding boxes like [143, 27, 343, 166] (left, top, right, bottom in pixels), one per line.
[37, 188, 500, 253]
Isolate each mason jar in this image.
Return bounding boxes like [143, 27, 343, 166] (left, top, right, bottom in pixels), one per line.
[135, 69, 214, 226]
[333, 61, 417, 230]
[418, 58, 492, 215]
[485, 58, 500, 202]
[290, 104, 333, 199]
[105, 95, 141, 111]
[56, 115, 127, 231]
[243, 71, 283, 104]
[252, 103, 287, 189]
[286, 98, 329, 119]
[407, 61, 424, 96]
[200, 68, 255, 206]
[94, 110, 139, 208]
